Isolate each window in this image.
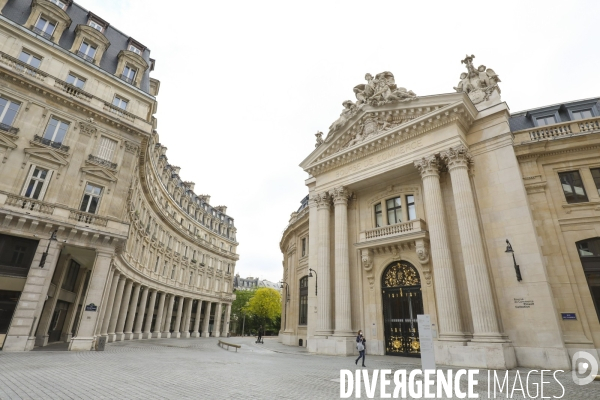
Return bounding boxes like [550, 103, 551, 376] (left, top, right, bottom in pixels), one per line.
[43, 117, 69, 146]
[536, 115, 557, 126]
[0, 234, 38, 277]
[406, 195, 416, 220]
[22, 166, 51, 200]
[374, 203, 382, 227]
[162, 261, 168, 276]
[88, 20, 104, 32]
[79, 183, 102, 214]
[95, 136, 117, 161]
[121, 65, 137, 84]
[66, 73, 86, 89]
[154, 256, 160, 272]
[112, 96, 128, 110]
[591, 168, 600, 197]
[49, 0, 67, 10]
[62, 260, 80, 292]
[301, 237, 307, 257]
[572, 109, 593, 120]
[558, 171, 588, 204]
[189, 271, 193, 285]
[128, 44, 142, 55]
[170, 266, 176, 280]
[386, 197, 402, 225]
[34, 16, 56, 39]
[299, 276, 308, 325]
[18, 50, 42, 69]
[0, 97, 21, 130]
[77, 42, 97, 62]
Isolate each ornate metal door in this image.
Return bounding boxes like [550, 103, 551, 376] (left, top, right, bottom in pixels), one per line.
[381, 261, 423, 357]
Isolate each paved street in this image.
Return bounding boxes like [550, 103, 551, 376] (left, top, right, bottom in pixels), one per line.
[0, 337, 598, 399]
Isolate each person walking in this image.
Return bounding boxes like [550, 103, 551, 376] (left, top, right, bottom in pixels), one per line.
[257, 325, 263, 344]
[355, 330, 366, 367]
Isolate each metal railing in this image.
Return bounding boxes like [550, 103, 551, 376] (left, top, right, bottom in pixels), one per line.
[68, 210, 108, 226]
[120, 74, 134, 84]
[33, 134, 70, 152]
[5, 193, 55, 214]
[0, 123, 19, 135]
[76, 51, 95, 63]
[88, 154, 117, 169]
[32, 27, 53, 40]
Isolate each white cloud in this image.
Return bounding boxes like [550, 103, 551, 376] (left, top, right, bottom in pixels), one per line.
[80, 0, 600, 282]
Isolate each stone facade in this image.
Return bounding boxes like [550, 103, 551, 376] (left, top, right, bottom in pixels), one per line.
[280, 58, 600, 369]
[0, 0, 237, 351]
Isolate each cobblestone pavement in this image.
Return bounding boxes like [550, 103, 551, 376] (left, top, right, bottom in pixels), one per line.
[1, 337, 598, 399]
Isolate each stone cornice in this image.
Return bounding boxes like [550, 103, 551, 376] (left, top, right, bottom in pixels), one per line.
[303, 100, 476, 176]
[515, 143, 600, 161]
[280, 206, 309, 251]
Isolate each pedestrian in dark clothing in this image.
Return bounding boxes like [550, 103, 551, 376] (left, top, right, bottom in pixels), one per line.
[355, 330, 366, 367]
[257, 325, 263, 343]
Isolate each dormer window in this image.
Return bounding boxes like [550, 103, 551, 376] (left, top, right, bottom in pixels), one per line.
[572, 109, 593, 120]
[535, 115, 557, 127]
[77, 41, 97, 63]
[121, 65, 137, 84]
[128, 44, 141, 55]
[34, 16, 56, 40]
[88, 20, 104, 32]
[48, 0, 67, 10]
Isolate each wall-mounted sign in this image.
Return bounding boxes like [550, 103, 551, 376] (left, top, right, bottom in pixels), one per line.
[514, 298, 535, 308]
[85, 303, 97, 312]
[561, 313, 577, 320]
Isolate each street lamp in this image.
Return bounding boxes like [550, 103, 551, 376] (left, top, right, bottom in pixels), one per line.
[280, 281, 290, 332]
[39, 230, 57, 268]
[505, 239, 523, 282]
[308, 268, 318, 295]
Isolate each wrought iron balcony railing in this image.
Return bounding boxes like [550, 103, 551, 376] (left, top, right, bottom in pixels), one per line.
[76, 51, 95, 63]
[33, 134, 70, 152]
[88, 154, 117, 169]
[0, 123, 19, 135]
[120, 74, 134, 84]
[32, 27, 53, 40]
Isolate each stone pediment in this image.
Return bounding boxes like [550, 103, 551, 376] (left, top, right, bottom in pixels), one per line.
[23, 147, 69, 168]
[301, 93, 477, 176]
[80, 166, 117, 183]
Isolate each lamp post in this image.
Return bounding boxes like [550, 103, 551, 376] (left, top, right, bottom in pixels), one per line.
[38, 230, 58, 268]
[505, 239, 523, 282]
[308, 268, 318, 295]
[279, 281, 290, 332]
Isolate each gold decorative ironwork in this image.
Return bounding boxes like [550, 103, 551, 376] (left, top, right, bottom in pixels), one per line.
[382, 262, 420, 288]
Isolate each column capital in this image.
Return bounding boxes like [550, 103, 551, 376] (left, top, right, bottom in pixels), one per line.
[414, 155, 441, 178]
[332, 186, 352, 205]
[441, 145, 472, 171]
[312, 191, 331, 209]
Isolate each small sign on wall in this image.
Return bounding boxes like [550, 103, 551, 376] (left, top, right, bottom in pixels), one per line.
[561, 313, 577, 320]
[85, 303, 97, 312]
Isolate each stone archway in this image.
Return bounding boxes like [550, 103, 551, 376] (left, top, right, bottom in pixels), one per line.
[381, 260, 423, 357]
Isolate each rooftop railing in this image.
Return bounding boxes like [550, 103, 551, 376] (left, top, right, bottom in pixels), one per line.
[514, 116, 600, 143]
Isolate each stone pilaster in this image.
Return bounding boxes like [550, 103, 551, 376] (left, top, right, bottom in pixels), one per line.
[63, 269, 89, 341]
[162, 294, 175, 338]
[414, 155, 466, 341]
[172, 296, 184, 338]
[107, 276, 126, 342]
[133, 286, 149, 340]
[332, 186, 353, 336]
[152, 292, 165, 338]
[441, 145, 503, 341]
[115, 279, 133, 341]
[213, 303, 223, 337]
[141, 289, 157, 339]
[35, 255, 71, 347]
[314, 191, 333, 335]
[223, 304, 231, 337]
[192, 300, 203, 337]
[123, 283, 141, 340]
[101, 271, 120, 336]
[202, 301, 212, 337]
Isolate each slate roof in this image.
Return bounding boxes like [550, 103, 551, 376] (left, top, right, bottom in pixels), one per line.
[509, 98, 600, 132]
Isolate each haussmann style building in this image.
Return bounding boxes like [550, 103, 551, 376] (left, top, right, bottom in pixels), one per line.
[0, 0, 238, 352]
[279, 55, 600, 369]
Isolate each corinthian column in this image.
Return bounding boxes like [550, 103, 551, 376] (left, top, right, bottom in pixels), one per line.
[314, 191, 333, 335]
[441, 145, 502, 341]
[414, 156, 465, 340]
[332, 187, 353, 336]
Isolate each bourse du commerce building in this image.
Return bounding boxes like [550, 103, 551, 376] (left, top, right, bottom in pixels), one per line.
[0, 0, 238, 352]
[280, 55, 600, 369]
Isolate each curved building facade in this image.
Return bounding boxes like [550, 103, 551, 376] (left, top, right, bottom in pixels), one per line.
[0, 0, 237, 351]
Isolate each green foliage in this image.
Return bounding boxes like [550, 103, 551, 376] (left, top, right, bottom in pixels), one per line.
[243, 287, 281, 321]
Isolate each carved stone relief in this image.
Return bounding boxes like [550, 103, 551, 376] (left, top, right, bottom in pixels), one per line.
[453, 54, 501, 105]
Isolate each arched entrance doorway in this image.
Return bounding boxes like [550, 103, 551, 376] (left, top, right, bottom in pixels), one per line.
[381, 260, 423, 357]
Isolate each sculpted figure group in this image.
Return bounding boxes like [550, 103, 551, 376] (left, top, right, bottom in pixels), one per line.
[453, 54, 501, 104]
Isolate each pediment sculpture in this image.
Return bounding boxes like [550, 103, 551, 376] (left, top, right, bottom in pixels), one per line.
[453, 54, 501, 105]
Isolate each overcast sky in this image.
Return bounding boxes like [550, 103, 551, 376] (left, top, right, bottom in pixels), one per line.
[81, 0, 599, 282]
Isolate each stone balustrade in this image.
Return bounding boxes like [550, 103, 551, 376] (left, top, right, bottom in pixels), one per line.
[5, 192, 55, 215]
[359, 218, 426, 242]
[513, 116, 600, 143]
[68, 210, 109, 227]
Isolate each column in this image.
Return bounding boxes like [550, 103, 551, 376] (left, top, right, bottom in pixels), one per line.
[101, 271, 120, 337]
[142, 289, 158, 339]
[152, 292, 165, 338]
[441, 145, 502, 341]
[35, 255, 71, 347]
[181, 298, 193, 338]
[192, 300, 203, 337]
[332, 187, 353, 336]
[123, 283, 141, 340]
[414, 155, 466, 340]
[69, 250, 114, 351]
[115, 279, 134, 341]
[172, 296, 184, 338]
[63, 269, 89, 342]
[162, 294, 175, 338]
[315, 191, 333, 335]
[107, 276, 126, 342]
[213, 302, 223, 337]
[202, 301, 212, 337]
[133, 287, 149, 339]
[222, 303, 231, 337]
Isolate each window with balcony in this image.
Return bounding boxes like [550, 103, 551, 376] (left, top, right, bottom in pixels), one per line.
[22, 166, 51, 200]
[406, 195, 416, 220]
[34, 16, 56, 40]
[88, 20, 104, 32]
[121, 65, 137, 84]
[66, 73, 86, 89]
[299, 276, 308, 325]
[113, 95, 128, 110]
[591, 168, 600, 197]
[535, 115, 557, 127]
[18, 50, 42, 69]
[77, 41, 97, 63]
[572, 109, 593, 120]
[374, 203, 382, 227]
[386, 197, 402, 225]
[558, 171, 588, 204]
[0, 97, 21, 133]
[41, 117, 69, 148]
[79, 183, 103, 214]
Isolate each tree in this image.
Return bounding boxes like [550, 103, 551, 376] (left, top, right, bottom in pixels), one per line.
[230, 289, 256, 335]
[243, 287, 281, 334]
